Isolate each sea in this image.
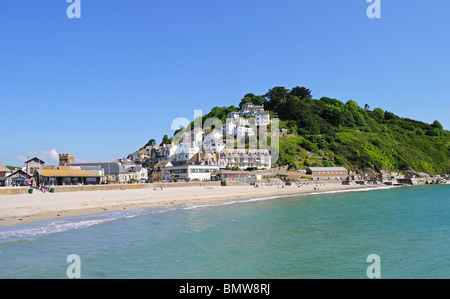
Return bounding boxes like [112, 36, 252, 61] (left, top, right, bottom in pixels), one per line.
[0, 184, 448, 279]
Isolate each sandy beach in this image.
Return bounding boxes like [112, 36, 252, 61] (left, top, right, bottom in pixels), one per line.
[0, 183, 388, 227]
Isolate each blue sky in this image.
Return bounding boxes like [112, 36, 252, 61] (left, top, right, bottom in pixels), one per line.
[1, 0, 449, 166]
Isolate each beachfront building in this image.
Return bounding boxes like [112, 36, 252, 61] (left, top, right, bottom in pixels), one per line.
[163, 164, 222, 182]
[220, 148, 272, 170]
[152, 152, 225, 182]
[151, 161, 173, 182]
[125, 165, 148, 182]
[34, 166, 102, 186]
[5, 170, 32, 187]
[211, 170, 256, 183]
[25, 157, 45, 175]
[69, 162, 132, 183]
[306, 167, 348, 178]
[0, 164, 12, 186]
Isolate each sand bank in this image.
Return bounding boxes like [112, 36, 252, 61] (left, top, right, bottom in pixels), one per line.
[0, 183, 387, 227]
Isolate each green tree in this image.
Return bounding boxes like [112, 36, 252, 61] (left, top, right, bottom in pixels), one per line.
[345, 100, 366, 126]
[160, 135, 171, 146]
[239, 94, 265, 108]
[264, 86, 289, 112]
[373, 108, 384, 121]
[431, 120, 443, 130]
[277, 95, 302, 121]
[289, 86, 312, 100]
[145, 138, 156, 147]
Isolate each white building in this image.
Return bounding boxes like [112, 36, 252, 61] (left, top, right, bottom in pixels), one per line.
[255, 111, 270, 126]
[239, 102, 265, 117]
[125, 166, 149, 182]
[149, 143, 178, 161]
[155, 152, 225, 181]
[227, 111, 239, 119]
[175, 128, 203, 162]
[220, 148, 271, 169]
[202, 129, 225, 153]
[222, 117, 256, 137]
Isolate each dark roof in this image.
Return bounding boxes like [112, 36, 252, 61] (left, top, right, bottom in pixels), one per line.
[6, 170, 31, 179]
[25, 157, 45, 164]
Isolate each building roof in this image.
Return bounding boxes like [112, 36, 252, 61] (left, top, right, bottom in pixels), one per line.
[187, 152, 220, 165]
[38, 169, 101, 178]
[6, 170, 31, 179]
[307, 167, 347, 172]
[154, 161, 173, 168]
[0, 163, 11, 172]
[25, 157, 45, 164]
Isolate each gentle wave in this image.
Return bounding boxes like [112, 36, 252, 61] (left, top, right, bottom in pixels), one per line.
[0, 219, 113, 241]
[180, 185, 397, 210]
[0, 211, 145, 241]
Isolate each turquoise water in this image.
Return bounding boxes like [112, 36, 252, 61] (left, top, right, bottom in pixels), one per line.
[0, 185, 448, 279]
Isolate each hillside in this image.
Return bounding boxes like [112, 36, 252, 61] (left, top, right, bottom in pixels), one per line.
[146, 85, 450, 175]
[258, 86, 449, 174]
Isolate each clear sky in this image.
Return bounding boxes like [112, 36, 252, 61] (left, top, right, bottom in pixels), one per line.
[1, 0, 449, 166]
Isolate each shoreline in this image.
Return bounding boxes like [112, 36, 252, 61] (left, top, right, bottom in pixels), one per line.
[0, 183, 406, 227]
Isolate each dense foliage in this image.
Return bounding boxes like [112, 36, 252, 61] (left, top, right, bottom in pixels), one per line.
[265, 86, 450, 174]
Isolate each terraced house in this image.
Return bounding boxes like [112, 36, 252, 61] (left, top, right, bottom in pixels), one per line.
[220, 149, 271, 170]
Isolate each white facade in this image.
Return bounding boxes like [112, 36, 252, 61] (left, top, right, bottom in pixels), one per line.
[234, 126, 256, 136]
[239, 103, 265, 117]
[255, 111, 270, 126]
[222, 117, 256, 136]
[175, 128, 204, 162]
[127, 167, 148, 182]
[221, 149, 271, 169]
[163, 165, 221, 181]
[227, 111, 239, 119]
[202, 130, 225, 153]
[176, 142, 200, 162]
